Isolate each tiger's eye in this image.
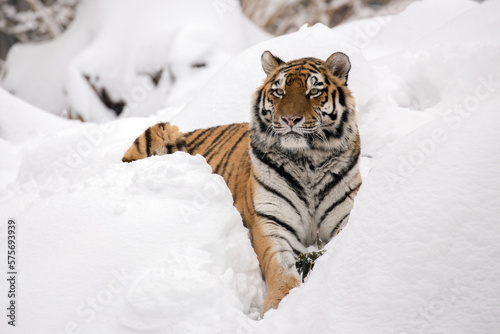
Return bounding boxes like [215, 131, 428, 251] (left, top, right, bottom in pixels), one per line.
[309, 88, 320, 96]
[276, 88, 284, 96]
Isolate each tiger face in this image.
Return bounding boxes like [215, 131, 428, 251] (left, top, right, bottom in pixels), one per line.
[252, 51, 358, 155]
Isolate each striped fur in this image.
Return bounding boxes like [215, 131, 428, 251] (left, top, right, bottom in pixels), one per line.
[122, 51, 361, 312]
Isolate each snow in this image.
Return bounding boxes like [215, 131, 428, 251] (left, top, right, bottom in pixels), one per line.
[0, 0, 270, 121]
[0, 94, 265, 332]
[1, 0, 500, 333]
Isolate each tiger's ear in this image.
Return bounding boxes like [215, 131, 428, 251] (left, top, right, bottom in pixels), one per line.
[326, 52, 351, 84]
[261, 51, 284, 75]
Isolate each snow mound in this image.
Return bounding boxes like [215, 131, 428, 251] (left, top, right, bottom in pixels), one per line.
[0, 0, 269, 121]
[0, 88, 69, 143]
[0, 88, 74, 189]
[2, 146, 264, 333]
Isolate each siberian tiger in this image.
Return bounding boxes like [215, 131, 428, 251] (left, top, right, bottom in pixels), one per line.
[122, 51, 362, 312]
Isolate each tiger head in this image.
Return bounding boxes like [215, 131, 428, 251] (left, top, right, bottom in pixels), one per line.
[251, 51, 359, 157]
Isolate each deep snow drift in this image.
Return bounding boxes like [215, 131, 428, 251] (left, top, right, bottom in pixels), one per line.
[1, 0, 500, 333]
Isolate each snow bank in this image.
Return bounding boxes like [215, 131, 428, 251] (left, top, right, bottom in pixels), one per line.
[0, 87, 265, 333]
[0, 0, 269, 121]
[1, 0, 500, 333]
[0, 88, 69, 143]
[0, 88, 74, 189]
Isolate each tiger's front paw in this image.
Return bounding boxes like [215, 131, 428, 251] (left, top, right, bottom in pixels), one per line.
[262, 298, 280, 313]
[262, 274, 300, 313]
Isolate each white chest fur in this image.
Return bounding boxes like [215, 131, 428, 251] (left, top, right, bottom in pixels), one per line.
[251, 149, 360, 248]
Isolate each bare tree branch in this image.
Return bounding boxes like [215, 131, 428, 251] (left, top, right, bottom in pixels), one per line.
[0, 0, 78, 44]
[25, 0, 62, 38]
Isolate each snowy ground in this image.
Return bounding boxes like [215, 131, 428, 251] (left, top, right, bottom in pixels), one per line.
[1, 0, 500, 333]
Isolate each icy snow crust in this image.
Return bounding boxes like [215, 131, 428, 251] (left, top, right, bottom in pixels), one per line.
[1, 0, 500, 333]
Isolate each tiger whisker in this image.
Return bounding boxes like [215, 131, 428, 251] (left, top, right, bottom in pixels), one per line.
[314, 131, 328, 144]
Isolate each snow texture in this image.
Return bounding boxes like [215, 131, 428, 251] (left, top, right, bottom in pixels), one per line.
[1, 0, 270, 121]
[1, 0, 500, 333]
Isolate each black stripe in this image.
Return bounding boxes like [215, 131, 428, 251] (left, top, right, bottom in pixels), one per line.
[266, 234, 302, 256]
[283, 62, 305, 70]
[145, 128, 152, 157]
[317, 90, 328, 105]
[241, 217, 248, 229]
[183, 129, 196, 138]
[187, 127, 217, 149]
[312, 168, 334, 189]
[322, 111, 337, 122]
[244, 186, 254, 222]
[256, 111, 271, 135]
[318, 183, 361, 226]
[256, 211, 301, 242]
[326, 89, 338, 121]
[216, 129, 249, 176]
[316, 153, 359, 205]
[337, 87, 346, 107]
[232, 149, 250, 201]
[330, 213, 350, 238]
[134, 138, 142, 154]
[204, 124, 241, 163]
[252, 89, 264, 118]
[283, 61, 321, 74]
[323, 110, 349, 139]
[250, 142, 309, 207]
[306, 63, 321, 72]
[176, 137, 187, 152]
[253, 173, 301, 218]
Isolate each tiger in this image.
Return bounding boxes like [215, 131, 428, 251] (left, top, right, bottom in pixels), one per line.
[122, 51, 362, 312]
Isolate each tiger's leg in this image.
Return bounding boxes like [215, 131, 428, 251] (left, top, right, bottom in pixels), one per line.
[122, 122, 187, 162]
[243, 182, 306, 312]
[251, 220, 305, 312]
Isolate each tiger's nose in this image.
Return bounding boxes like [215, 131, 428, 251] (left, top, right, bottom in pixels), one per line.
[281, 115, 304, 127]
